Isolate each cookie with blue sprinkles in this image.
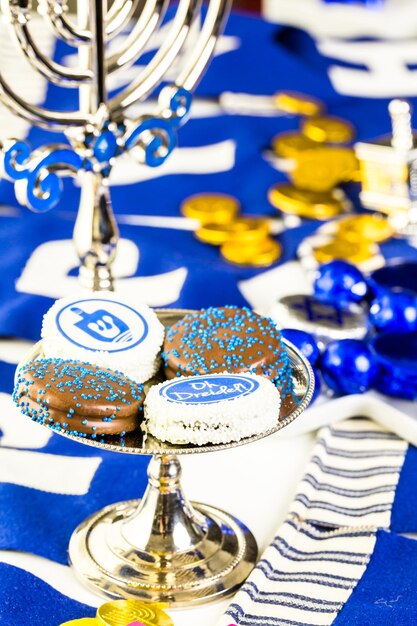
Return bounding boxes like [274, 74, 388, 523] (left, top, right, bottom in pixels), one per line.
[145, 372, 281, 445]
[162, 306, 293, 395]
[13, 359, 145, 437]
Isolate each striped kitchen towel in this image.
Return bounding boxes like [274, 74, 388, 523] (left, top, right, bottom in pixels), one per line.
[219, 518, 417, 626]
[219, 416, 417, 625]
[290, 417, 417, 533]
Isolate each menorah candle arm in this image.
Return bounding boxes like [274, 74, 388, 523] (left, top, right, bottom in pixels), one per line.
[0, 72, 87, 130]
[109, 0, 201, 116]
[106, 0, 138, 38]
[38, 0, 91, 44]
[107, 0, 168, 75]
[4, 2, 93, 87]
[39, 0, 138, 47]
[177, 0, 231, 91]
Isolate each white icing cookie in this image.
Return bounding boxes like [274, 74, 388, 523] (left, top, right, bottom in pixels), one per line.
[41, 294, 164, 383]
[144, 372, 281, 445]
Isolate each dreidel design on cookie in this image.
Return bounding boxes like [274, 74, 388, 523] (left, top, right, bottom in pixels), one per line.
[70, 306, 133, 344]
[355, 99, 417, 241]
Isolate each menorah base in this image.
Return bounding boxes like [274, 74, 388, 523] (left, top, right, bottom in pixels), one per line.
[69, 455, 258, 607]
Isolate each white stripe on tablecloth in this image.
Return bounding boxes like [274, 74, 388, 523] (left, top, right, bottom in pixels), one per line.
[218, 518, 376, 626]
[0, 19, 55, 141]
[0, 447, 101, 495]
[290, 418, 408, 529]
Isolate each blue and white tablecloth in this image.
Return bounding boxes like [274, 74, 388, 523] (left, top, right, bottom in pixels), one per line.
[0, 7, 417, 625]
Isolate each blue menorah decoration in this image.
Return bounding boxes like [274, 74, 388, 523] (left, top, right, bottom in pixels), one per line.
[0, 0, 229, 290]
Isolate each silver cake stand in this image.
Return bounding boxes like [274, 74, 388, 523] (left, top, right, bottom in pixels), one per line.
[18, 308, 314, 607]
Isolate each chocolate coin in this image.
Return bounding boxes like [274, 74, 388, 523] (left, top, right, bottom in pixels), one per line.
[290, 147, 359, 192]
[181, 193, 239, 224]
[272, 132, 318, 159]
[268, 184, 344, 220]
[96, 600, 172, 626]
[313, 238, 376, 265]
[337, 214, 394, 243]
[274, 91, 325, 117]
[301, 116, 355, 144]
[221, 237, 281, 266]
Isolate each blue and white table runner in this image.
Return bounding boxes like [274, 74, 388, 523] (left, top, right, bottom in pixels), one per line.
[1, 8, 417, 625]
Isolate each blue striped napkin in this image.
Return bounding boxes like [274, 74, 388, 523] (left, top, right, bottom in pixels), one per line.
[289, 418, 414, 532]
[219, 417, 417, 625]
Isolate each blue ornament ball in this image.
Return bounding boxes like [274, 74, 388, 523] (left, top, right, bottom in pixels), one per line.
[314, 260, 368, 304]
[281, 328, 320, 366]
[369, 291, 417, 333]
[320, 339, 377, 395]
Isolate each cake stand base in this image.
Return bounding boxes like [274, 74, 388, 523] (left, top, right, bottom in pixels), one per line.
[69, 454, 258, 606]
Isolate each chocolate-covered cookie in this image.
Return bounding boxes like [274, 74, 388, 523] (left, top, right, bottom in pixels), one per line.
[13, 358, 145, 437]
[162, 306, 293, 394]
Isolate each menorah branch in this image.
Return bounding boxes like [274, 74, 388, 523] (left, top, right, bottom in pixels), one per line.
[106, 0, 167, 75]
[106, 0, 138, 38]
[5, 0, 92, 87]
[178, 0, 231, 91]
[109, 0, 200, 116]
[0, 71, 88, 129]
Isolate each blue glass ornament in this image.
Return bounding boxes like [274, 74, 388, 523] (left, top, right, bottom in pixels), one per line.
[314, 260, 368, 305]
[320, 339, 377, 395]
[281, 328, 320, 366]
[371, 331, 417, 400]
[370, 261, 417, 300]
[369, 291, 417, 333]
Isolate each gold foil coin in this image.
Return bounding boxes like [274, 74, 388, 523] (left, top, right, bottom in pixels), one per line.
[272, 132, 318, 159]
[96, 600, 173, 626]
[337, 214, 394, 243]
[290, 147, 359, 192]
[301, 116, 356, 144]
[228, 217, 270, 243]
[268, 184, 344, 220]
[181, 193, 239, 224]
[313, 238, 375, 265]
[60, 620, 98, 626]
[221, 237, 281, 266]
[274, 91, 325, 117]
[195, 217, 269, 245]
[195, 222, 237, 245]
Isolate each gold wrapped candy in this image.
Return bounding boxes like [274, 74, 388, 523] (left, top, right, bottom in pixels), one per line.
[313, 238, 375, 265]
[274, 91, 325, 117]
[221, 237, 281, 267]
[180, 193, 239, 224]
[96, 599, 173, 626]
[290, 147, 359, 192]
[336, 214, 394, 243]
[183, 192, 281, 268]
[301, 115, 355, 144]
[268, 184, 345, 220]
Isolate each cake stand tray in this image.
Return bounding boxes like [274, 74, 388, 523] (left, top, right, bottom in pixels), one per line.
[17, 309, 314, 607]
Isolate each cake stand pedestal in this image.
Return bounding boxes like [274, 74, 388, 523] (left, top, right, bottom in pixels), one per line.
[70, 454, 257, 606]
[18, 310, 314, 607]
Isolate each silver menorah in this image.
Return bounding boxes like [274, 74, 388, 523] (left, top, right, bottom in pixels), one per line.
[0, 0, 230, 290]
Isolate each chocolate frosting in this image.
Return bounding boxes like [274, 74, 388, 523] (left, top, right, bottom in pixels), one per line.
[162, 306, 292, 395]
[14, 359, 145, 436]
